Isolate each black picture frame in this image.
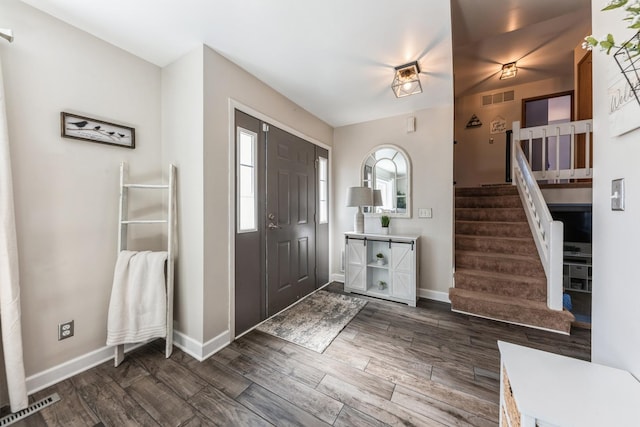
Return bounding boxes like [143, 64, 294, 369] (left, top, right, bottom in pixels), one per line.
[61, 112, 135, 149]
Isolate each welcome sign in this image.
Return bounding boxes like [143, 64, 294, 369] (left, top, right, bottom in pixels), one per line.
[608, 50, 640, 137]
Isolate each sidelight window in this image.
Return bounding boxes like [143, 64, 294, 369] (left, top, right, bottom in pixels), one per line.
[237, 127, 257, 233]
[318, 156, 328, 224]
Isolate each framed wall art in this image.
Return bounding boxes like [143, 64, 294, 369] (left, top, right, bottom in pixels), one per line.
[61, 112, 135, 149]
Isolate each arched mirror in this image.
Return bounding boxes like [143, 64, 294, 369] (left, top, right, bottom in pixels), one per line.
[362, 145, 411, 217]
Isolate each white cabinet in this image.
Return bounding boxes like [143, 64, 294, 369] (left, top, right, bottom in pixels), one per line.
[563, 252, 592, 293]
[498, 341, 640, 427]
[344, 232, 419, 306]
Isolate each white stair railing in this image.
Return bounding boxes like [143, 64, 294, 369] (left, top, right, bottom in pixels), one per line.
[513, 120, 593, 181]
[511, 119, 593, 311]
[512, 140, 564, 310]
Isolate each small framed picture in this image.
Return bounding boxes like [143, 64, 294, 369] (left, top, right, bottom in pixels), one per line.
[61, 112, 135, 149]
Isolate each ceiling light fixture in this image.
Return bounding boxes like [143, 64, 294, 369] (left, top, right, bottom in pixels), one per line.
[500, 62, 517, 80]
[392, 61, 422, 98]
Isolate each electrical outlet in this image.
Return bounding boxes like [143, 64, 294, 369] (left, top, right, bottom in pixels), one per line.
[58, 320, 74, 340]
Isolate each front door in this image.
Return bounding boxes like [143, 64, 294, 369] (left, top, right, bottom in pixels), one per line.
[234, 110, 325, 336]
[266, 125, 316, 314]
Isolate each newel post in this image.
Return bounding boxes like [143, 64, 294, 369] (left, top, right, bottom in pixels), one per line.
[548, 220, 564, 311]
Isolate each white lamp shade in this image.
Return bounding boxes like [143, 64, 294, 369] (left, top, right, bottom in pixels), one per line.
[346, 186, 373, 207]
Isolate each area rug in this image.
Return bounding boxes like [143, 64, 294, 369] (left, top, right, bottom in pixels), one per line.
[256, 290, 367, 353]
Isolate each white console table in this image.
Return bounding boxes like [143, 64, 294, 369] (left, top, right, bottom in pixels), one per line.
[499, 341, 640, 427]
[344, 232, 419, 306]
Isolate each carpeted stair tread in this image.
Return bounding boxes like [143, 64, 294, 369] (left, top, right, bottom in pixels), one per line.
[455, 195, 522, 208]
[456, 250, 538, 262]
[456, 186, 518, 197]
[456, 250, 544, 278]
[455, 268, 545, 286]
[455, 220, 530, 238]
[455, 207, 527, 222]
[449, 288, 574, 334]
[454, 268, 546, 301]
[455, 235, 537, 256]
[452, 185, 571, 334]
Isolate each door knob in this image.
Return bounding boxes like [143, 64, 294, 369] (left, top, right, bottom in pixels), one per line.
[268, 213, 275, 220]
[268, 222, 280, 230]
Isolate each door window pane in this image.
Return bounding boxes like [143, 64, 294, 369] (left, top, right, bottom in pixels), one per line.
[237, 128, 257, 232]
[318, 156, 328, 224]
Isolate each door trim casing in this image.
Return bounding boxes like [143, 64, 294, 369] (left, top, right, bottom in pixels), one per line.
[227, 98, 332, 340]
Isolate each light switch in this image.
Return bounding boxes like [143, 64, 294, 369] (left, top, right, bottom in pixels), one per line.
[611, 178, 625, 211]
[418, 208, 432, 218]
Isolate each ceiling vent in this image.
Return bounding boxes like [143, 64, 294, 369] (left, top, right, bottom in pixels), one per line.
[482, 90, 515, 106]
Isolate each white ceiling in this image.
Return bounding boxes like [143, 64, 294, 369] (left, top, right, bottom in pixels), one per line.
[452, 0, 592, 97]
[19, 0, 591, 127]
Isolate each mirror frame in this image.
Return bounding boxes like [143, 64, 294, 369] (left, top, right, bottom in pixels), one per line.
[361, 144, 412, 218]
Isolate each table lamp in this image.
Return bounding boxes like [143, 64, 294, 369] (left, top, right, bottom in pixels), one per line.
[346, 187, 373, 233]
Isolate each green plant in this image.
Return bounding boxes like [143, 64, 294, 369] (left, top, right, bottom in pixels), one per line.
[583, 0, 640, 55]
[378, 281, 387, 290]
[376, 253, 384, 259]
[381, 215, 390, 227]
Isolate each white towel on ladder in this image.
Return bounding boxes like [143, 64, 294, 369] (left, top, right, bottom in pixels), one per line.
[107, 250, 168, 346]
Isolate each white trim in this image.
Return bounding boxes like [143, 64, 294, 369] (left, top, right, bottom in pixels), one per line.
[173, 329, 231, 362]
[228, 100, 236, 340]
[329, 278, 449, 304]
[229, 100, 331, 151]
[25, 341, 149, 395]
[25, 328, 232, 395]
[418, 288, 450, 303]
[227, 98, 333, 341]
[451, 308, 570, 335]
[331, 273, 345, 283]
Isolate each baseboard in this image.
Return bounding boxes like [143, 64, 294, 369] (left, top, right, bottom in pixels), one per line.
[173, 329, 230, 362]
[331, 273, 344, 283]
[419, 288, 450, 303]
[25, 341, 148, 395]
[24, 328, 230, 395]
[327, 277, 448, 303]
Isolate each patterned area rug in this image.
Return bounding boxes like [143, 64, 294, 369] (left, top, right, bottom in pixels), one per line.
[256, 290, 367, 353]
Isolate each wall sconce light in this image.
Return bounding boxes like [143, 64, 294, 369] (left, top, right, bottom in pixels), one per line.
[500, 62, 517, 80]
[392, 61, 422, 98]
[346, 186, 373, 233]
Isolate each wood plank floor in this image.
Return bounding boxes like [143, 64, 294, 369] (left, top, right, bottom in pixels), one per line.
[4, 283, 591, 426]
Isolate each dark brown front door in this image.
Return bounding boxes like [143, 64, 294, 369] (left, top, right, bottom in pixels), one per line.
[235, 110, 326, 336]
[266, 125, 316, 314]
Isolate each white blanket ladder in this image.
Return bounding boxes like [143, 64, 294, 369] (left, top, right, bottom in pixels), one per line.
[115, 161, 176, 367]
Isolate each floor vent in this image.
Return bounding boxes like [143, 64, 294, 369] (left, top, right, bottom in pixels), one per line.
[0, 393, 60, 426]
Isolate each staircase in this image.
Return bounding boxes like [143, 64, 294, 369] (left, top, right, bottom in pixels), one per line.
[449, 186, 574, 334]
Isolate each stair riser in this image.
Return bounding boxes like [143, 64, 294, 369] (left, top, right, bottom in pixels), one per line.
[455, 272, 545, 301]
[456, 196, 522, 208]
[455, 236, 536, 256]
[456, 221, 530, 238]
[456, 253, 544, 278]
[456, 187, 518, 197]
[449, 292, 571, 334]
[455, 208, 526, 222]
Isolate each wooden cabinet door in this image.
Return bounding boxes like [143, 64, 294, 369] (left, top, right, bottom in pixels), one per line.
[345, 239, 366, 291]
[390, 242, 414, 300]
